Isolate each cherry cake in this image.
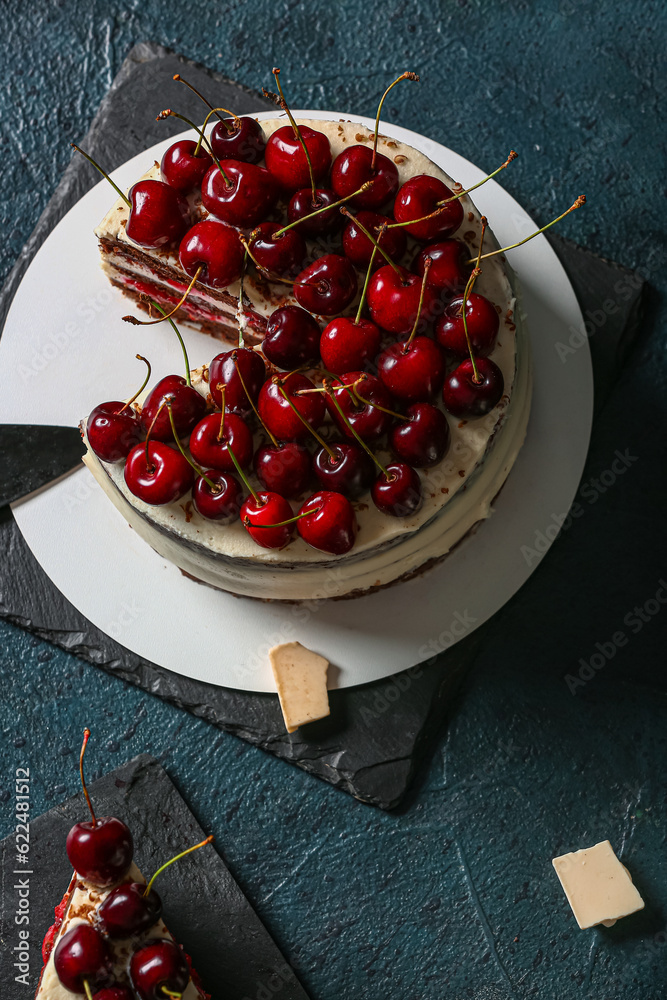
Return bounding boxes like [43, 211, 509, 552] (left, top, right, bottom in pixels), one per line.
[83, 106, 532, 601]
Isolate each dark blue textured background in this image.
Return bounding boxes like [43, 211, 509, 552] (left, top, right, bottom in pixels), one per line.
[1, 3, 666, 998]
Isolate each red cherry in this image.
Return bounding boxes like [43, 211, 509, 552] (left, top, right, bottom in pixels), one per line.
[97, 883, 162, 939]
[92, 989, 134, 1000]
[209, 348, 266, 416]
[435, 292, 500, 358]
[331, 145, 399, 209]
[193, 471, 243, 521]
[254, 442, 312, 498]
[297, 490, 357, 554]
[124, 441, 194, 505]
[313, 443, 374, 498]
[393, 174, 464, 241]
[189, 412, 253, 471]
[201, 160, 278, 228]
[264, 124, 331, 192]
[210, 116, 266, 164]
[443, 357, 505, 417]
[294, 254, 357, 315]
[87, 402, 143, 462]
[249, 222, 306, 277]
[140, 376, 206, 441]
[319, 316, 381, 375]
[287, 188, 344, 236]
[179, 220, 244, 288]
[130, 939, 190, 1000]
[65, 816, 133, 887]
[263, 305, 321, 370]
[342, 210, 407, 271]
[160, 139, 213, 193]
[377, 336, 446, 402]
[258, 372, 326, 442]
[54, 924, 111, 993]
[126, 179, 189, 249]
[367, 264, 439, 335]
[414, 239, 471, 297]
[326, 371, 395, 441]
[241, 491, 294, 548]
[372, 462, 423, 517]
[390, 403, 450, 467]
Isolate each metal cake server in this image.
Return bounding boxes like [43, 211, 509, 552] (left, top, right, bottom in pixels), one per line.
[0, 424, 85, 508]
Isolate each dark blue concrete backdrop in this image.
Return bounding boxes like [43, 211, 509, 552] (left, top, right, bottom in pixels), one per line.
[1, 3, 666, 998]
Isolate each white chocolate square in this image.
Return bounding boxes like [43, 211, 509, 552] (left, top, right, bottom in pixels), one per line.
[269, 641, 330, 733]
[552, 840, 644, 929]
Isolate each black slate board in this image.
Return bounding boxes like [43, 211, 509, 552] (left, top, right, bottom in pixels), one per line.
[0, 754, 309, 1000]
[0, 43, 646, 811]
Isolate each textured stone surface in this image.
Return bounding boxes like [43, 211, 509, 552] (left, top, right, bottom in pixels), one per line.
[0, 4, 665, 999]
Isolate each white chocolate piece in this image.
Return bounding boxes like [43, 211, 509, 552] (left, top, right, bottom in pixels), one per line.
[552, 840, 644, 929]
[269, 641, 330, 733]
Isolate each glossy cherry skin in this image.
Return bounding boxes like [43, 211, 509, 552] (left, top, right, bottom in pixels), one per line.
[92, 989, 134, 1000]
[140, 376, 206, 441]
[126, 180, 189, 249]
[210, 116, 266, 164]
[130, 939, 190, 1000]
[193, 471, 243, 521]
[414, 239, 471, 297]
[443, 357, 505, 417]
[390, 403, 450, 467]
[313, 443, 374, 498]
[97, 883, 162, 939]
[201, 160, 278, 228]
[124, 441, 194, 505]
[393, 174, 464, 241]
[54, 924, 111, 993]
[241, 491, 295, 549]
[377, 336, 446, 402]
[189, 412, 253, 471]
[297, 490, 357, 554]
[264, 124, 331, 192]
[258, 372, 326, 442]
[342, 210, 407, 272]
[254, 442, 312, 498]
[179, 220, 244, 288]
[66, 816, 133, 887]
[209, 348, 266, 416]
[160, 139, 212, 194]
[319, 317, 380, 375]
[367, 264, 439, 335]
[435, 292, 500, 358]
[87, 402, 143, 462]
[331, 145, 399, 210]
[263, 305, 321, 369]
[326, 371, 395, 442]
[288, 188, 343, 237]
[372, 462, 422, 517]
[250, 222, 306, 277]
[294, 254, 357, 315]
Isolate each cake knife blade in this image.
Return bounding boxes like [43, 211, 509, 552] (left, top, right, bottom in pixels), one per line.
[0, 424, 85, 508]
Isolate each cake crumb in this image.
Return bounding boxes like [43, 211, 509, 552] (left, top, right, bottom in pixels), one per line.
[441, 487, 449, 494]
[458, 470, 465, 477]
[180, 501, 194, 523]
[355, 133, 369, 143]
[394, 154, 407, 164]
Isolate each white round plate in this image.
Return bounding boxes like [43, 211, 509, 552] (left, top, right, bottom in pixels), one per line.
[0, 110, 592, 692]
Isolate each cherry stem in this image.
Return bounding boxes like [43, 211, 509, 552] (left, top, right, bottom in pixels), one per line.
[119, 355, 152, 413]
[161, 990, 182, 999]
[233, 355, 278, 447]
[70, 144, 130, 208]
[340, 208, 400, 276]
[123, 267, 202, 327]
[403, 256, 432, 352]
[352, 376, 405, 420]
[271, 182, 373, 237]
[144, 399, 168, 472]
[278, 383, 334, 458]
[157, 110, 230, 184]
[166, 403, 217, 491]
[226, 440, 259, 503]
[141, 299, 193, 386]
[239, 236, 296, 287]
[144, 834, 214, 898]
[268, 67, 317, 201]
[324, 382, 389, 477]
[195, 105, 243, 155]
[355, 244, 379, 325]
[217, 385, 226, 441]
[461, 218, 488, 383]
[473, 195, 587, 263]
[83, 980, 94, 1000]
[371, 72, 419, 170]
[386, 150, 518, 230]
[245, 506, 320, 530]
[78, 729, 96, 828]
[172, 73, 225, 122]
